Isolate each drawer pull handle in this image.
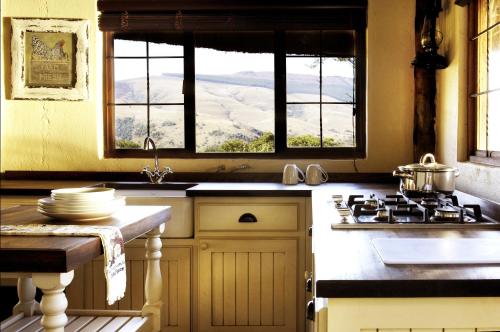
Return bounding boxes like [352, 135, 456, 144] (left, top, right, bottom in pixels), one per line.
[200, 243, 209, 250]
[238, 213, 258, 223]
[306, 300, 315, 321]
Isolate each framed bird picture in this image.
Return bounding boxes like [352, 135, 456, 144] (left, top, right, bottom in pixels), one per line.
[10, 18, 89, 100]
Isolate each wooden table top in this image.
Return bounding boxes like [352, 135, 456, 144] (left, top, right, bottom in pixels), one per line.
[0, 205, 171, 273]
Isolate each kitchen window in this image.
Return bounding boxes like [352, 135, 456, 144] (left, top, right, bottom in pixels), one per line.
[111, 34, 185, 150]
[285, 31, 356, 149]
[469, 0, 500, 165]
[100, 5, 366, 159]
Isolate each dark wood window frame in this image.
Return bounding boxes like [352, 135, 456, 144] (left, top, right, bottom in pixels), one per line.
[103, 30, 366, 160]
[467, 0, 500, 167]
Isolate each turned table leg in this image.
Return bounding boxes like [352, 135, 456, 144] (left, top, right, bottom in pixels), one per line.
[32, 271, 74, 332]
[13, 276, 40, 316]
[142, 223, 165, 332]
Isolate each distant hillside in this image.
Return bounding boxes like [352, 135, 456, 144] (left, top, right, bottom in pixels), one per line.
[155, 71, 353, 101]
[115, 72, 355, 151]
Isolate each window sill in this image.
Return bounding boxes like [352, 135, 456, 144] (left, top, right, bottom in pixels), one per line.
[469, 155, 500, 167]
[104, 148, 366, 159]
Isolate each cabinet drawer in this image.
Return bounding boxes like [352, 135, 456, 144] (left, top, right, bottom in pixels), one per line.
[196, 197, 302, 231]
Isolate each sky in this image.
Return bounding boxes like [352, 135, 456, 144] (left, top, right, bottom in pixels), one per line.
[114, 39, 355, 81]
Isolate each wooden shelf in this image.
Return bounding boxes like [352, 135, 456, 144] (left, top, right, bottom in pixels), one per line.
[1, 310, 150, 332]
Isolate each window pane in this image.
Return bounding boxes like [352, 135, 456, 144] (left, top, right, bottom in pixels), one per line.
[150, 105, 184, 148]
[287, 104, 321, 148]
[322, 58, 354, 102]
[477, 93, 488, 150]
[195, 33, 275, 153]
[490, 0, 500, 25]
[488, 25, 500, 90]
[115, 106, 147, 149]
[114, 59, 147, 103]
[286, 57, 320, 102]
[488, 90, 500, 151]
[149, 41, 183, 57]
[149, 58, 184, 103]
[114, 39, 146, 57]
[322, 104, 356, 147]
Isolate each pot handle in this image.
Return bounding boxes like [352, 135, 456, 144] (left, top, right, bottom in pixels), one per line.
[393, 169, 413, 179]
[419, 153, 436, 165]
[455, 170, 460, 177]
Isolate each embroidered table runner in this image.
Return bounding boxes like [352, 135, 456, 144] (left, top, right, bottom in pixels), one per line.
[0, 224, 126, 305]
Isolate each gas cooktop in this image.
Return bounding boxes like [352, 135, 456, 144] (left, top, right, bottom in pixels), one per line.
[330, 192, 500, 229]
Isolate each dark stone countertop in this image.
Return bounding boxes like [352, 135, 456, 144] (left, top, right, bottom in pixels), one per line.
[311, 190, 500, 298]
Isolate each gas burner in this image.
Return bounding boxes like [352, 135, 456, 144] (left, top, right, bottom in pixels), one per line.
[401, 189, 440, 198]
[363, 199, 378, 210]
[372, 208, 393, 222]
[431, 207, 461, 222]
[420, 197, 439, 209]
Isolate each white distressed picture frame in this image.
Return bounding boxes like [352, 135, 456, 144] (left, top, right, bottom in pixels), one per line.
[11, 18, 89, 100]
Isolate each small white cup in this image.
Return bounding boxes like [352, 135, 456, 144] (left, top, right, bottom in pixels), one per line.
[305, 164, 328, 185]
[282, 164, 305, 185]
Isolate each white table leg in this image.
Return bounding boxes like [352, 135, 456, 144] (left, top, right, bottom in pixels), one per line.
[13, 276, 40, 316]
[32, 271, 74, 332]
[142, 223, 165, 332]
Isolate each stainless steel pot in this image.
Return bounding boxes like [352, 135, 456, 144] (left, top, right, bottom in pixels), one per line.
[393, 153, 460, 194]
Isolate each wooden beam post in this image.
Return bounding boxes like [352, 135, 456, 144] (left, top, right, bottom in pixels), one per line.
[414, 0, 435, 162]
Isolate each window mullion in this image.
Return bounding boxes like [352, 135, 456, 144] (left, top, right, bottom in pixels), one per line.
[146, 40, 150, 138]
[184, 32, 196, 153]
[355, 27, 366, 151]
[275, 31, 287, 153]
[485, 1, 490, 153]
[319, 31, 323, 148]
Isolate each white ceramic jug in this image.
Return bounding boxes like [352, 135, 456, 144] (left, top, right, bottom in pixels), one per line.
[305, 164, 328, 185]
[282, 164, 305, 185]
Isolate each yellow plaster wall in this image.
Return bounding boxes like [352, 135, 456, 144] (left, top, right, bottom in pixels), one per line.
[1, 0, 415, 174]
[436, 1, 500, 203]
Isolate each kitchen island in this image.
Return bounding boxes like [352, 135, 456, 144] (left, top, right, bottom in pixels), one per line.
[0, 205, 171, 332]
[312, 190, 500, 332]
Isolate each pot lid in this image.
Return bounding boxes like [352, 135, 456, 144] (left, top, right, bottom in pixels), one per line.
[399, 153, 457, 172]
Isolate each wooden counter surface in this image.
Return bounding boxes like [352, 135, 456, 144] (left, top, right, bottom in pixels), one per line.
[0, 205, 171, 273]
[312, 190, 500, 297]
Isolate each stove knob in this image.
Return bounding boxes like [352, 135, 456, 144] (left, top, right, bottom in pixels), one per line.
[337, 208, 351, 217]
[331, 195, 343, 205]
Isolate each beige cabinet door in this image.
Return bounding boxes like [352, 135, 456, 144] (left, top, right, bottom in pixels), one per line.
[66, 243, 191, 332]
[198, 239, 297, 332]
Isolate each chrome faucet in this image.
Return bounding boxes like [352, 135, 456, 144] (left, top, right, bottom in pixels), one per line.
[142, 137, 173, 184]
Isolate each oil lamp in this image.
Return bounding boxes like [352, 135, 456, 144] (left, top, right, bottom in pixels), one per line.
[412, 0, 447, 69]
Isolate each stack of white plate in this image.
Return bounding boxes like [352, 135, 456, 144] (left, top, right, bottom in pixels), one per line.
[38, 188, 125, 221]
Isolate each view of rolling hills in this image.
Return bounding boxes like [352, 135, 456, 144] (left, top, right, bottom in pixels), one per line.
[114, 71, 355, 151]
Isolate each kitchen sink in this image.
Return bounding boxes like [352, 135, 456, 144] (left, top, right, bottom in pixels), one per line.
[92, 182, 196, 238]
[93, 182, 196, 197]
[95, 182, 196, 190]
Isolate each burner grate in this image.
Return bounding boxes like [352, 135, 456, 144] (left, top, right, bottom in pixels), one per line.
[344, 193, 487, 225]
